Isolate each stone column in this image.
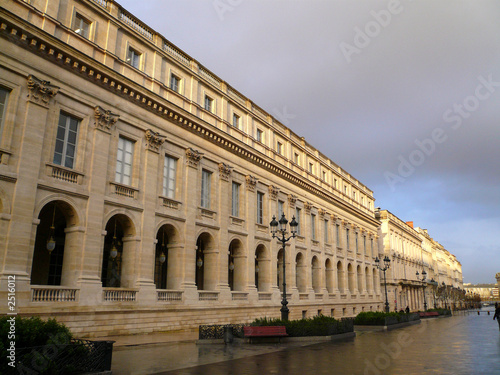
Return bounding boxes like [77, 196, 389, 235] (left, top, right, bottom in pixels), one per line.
[0, 75, 59, 301]
[217, 163, 232, 295]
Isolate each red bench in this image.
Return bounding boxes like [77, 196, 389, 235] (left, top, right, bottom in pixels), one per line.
[243, 326, 288, 343]
[418, 312, 439, 318]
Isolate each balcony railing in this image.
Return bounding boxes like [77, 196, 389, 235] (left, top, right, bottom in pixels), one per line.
[157, 290, 183, 302]
[198, 291, 219, 301]
[103, 288, 137, 302]
[31, 287, 79, 302]
[231, 292, 248, 301]
[119, 8, 154, 40]
[110, 182, 137, 198]
[48, 164, 83, 184]
[258, 292, 272, 301]
[299, 293, 309, 300]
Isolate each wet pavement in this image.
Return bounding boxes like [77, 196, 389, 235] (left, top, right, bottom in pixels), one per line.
[111, 309, 500, 375]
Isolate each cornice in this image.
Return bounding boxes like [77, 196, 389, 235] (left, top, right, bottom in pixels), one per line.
[0, 10, 379, 226]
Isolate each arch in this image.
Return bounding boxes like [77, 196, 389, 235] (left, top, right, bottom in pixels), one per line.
[31, 200, 78, 286]
[357, 265, 363, 293]
[337, 261, 344, 292]
[311, 256, 321, 293]
[295, 252, 306, 293]
[154, 220, 182, 244]
[34, 194, 81, 227]
[101, 214, 135, 288]
[348, 263, 355, 294]
[255, 244, 269, 291]
[325, 258, 334, 293]
[195, 232, 216, 290]
[228, 238, 245, 291]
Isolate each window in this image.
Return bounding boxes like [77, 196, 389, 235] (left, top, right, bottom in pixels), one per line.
[170, 74, 180, 93]
[309, 163, 314, 174]
[295, 207, 301, 236]
[361, 197, 365, 206]
[324, 220, 328, 243]
[127, 47, 141, 69]
[204, 95, 214, 112]
[371, 238, 374, 254]
[334, 178, 338, 189]
[344, 185, 348, 195]
[0, 87, 9, 142]
[353, 191, 356, 200]
[257, 192, 264, 224]
[73, 13, 91, 39]
[346, 228, 350, 250]
[336, 224, 340, 246]
[293, 152, 299, 164]
[311, 214, 316, 240]
[232, 113, 240, 128]
[116, 137, 134, 185]
[355, 232, 359, 252]
[256, 129, 263, 142]
[232, 182, 240, 217]
[53, 112, 79, 169]
[323, 171, 327, 181]
[163, 155, 177, 199]
[278, 200, 284, 217]
[363, 235, 367, 254]
[277, 141, 283, 155]
[201, 169, 212, 208]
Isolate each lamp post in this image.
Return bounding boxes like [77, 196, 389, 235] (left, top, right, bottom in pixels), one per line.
[430, 278, 438, 309]
[270, 213, 298, 321]
[375, 255, 391, 313]
[416, 270, 427, 311]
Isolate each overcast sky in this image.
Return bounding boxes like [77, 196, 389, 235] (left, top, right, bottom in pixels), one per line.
[117, 0, 500, 284]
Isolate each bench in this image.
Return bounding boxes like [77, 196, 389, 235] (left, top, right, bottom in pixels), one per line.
[243, 326, 288, 343]
[418, 312, 439, 318]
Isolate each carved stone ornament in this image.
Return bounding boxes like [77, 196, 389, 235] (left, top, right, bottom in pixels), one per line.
[268, 185, 279, 200]
[218, 163, 232, 181]
[145, 129, 166, 152]
[27, 74, 59, 107]
[245, 175, 257, 191]
[304, 201, 313, 213]
[94, 106, 119, 132]
[318, 208, 326, 218]
[330, 213, 338, 222]
[185, 148, 203, 168]
[287, 194, 297, 208]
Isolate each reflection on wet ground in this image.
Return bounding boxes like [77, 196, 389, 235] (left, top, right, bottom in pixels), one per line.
[112, 311, 500, 375]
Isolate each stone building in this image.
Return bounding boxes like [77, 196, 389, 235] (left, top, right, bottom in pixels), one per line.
[376, 210, 463, 312]
[0, 0, 383, 337]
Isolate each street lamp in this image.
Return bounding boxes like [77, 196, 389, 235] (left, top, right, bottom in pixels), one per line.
[375, 255, 391, 313]
[416, 270, 427, 311]
[270, 213, 298, 321]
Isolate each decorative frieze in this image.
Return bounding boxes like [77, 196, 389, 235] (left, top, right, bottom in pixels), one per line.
[268, 185, 279, 200]
[27, 74, 59, 107]
[145, 129, 165, 152]
[245, 175, 257, 191]
[185, 148, 203, 168]
[94, 106, 119, 132]
[218, 163, 232, 181]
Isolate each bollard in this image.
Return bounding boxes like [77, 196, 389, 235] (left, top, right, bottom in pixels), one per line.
[488, 311, 490, 315]
[223, 325, 233, 344]
[477, 311, 480, 315]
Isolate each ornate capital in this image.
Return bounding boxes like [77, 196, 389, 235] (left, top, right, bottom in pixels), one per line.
[318, 208, 326, 218]
[245, 175, 257, 191]
[27, 74, 59, 107]
[287, 194, 297, 208]
[268, 185, 279, 200]
[218, 163, 232, 181]
[145, 129, 165, 152]
[94, 106, 119, 132]
[330, 213, 338, 222]
[304, 201, 313, 214]
[185, 148, 203, 168]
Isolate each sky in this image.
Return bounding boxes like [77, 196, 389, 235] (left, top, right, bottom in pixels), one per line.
[117, 0, 500, 284]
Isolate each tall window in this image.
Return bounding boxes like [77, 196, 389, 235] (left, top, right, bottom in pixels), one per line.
[336, 224, 340, 246]
[363, 235, 367, 254]
[0, 87, 10, 142]
[232, 182, 240, 217]
[355, 232, 359, 252]
[278, 200, 284, 217]
[163, 155, 177, 199]
[277, 141, 283, 155]
[204, 95, 213, 112]
[323, 171, 327, 181]
[170, 74, 180, 92]
[295, 207, 301, 236]
[53, 112, 79, 169]
[309, 163, 314, 174]
[127, 47, 141, 69]
[256, 129, 263, 142]
[257, 192, 264, 224]
[293, 152, 299, 164]
[346, 228, 350, 250]
[311, 214, 316, 240]
[324, 220, 328, 243]
[73, 13, 91, 39]
[116, 137, 134, 185]
[371, 238, 374, 255]
[232, 113, 240, 128]
[201, 169, 211, 208]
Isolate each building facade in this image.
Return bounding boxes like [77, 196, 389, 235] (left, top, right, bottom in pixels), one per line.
[377, 210, 463, 312]
[0, 0, 385, 337]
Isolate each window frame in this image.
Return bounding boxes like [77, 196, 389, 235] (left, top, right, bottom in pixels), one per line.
[127, 46, 142, 69]
[231, 181, 240, 217]
[256, 128, 264, 143]
[232, 113, 240, 129]
[115, 136, 135, 186]
[204, 95, 214, 113]
[0, 86, 10, 144]
[201, 169, 212, 209]
[256, 191, 264, 224]
[163, 155, 177, 199]
[53, 112, 80, 169]
[73, 12, 91, 39]
[170, 73, 181, 93]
